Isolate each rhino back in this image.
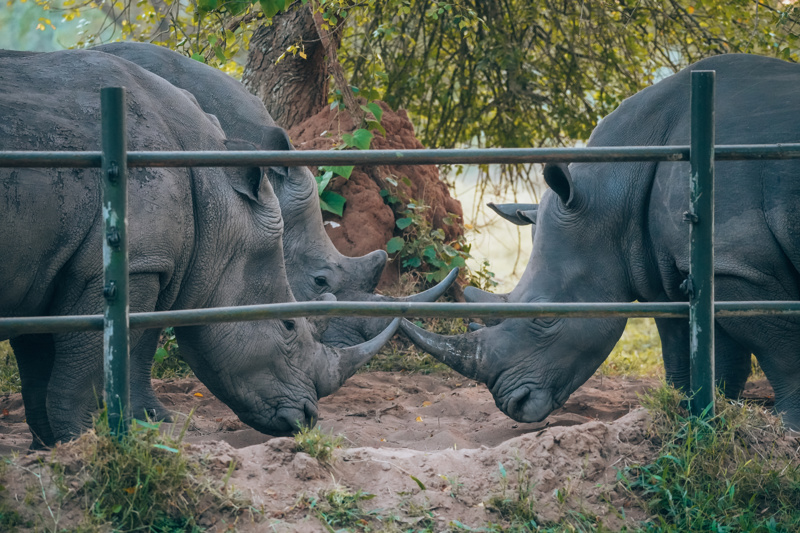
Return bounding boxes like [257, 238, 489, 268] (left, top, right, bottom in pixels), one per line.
[93, 42, 277, 144]
[0, 49, 235, 318]
[590, 54, 800, 301]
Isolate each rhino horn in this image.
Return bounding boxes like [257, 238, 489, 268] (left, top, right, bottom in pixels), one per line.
[356, 249, 388, 292]
[463, 286, 508, 304]
[463, 286, 508, 328]
[398, 319, 489, 383]
[317, 317, 400, 397]
[398, 267, 459, 303]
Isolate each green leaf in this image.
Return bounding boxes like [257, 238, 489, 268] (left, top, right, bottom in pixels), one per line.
[259, 0, 286, 18]
[190, 53, 206, 63]
[112, 504, 123, 514]
[410, 475, 426, 491]
[320, 191, 346, 216]
[154, 347, 168, 363]
[366, 120, 386, 136]
[403, 256, 422, 268]
[395, 217, 414, 229]
[227, 0, 250, 15]
[343, 129, 374, 150]
[213, 46, 226, 63]
[316, 170, 334, 195]
[442, 245, 459, 257]
[197, 0, 217, 15]
[326, 165, 354, 179]
[152, 443, 180, 453]
[450, 255, 466, 268]
[386, 236, 405, 254]
[366, 102, 383, 122]
[422, 245, 437, 260]
[498, 461, 507, 479]
[134, 419, 161, 430]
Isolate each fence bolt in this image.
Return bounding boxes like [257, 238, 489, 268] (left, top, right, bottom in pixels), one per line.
[103, 281, 117, 300]
[106, 227, 121, 248]
[682, 211, 699, 224]
[107, 162, 119, 182]
[679, 277, 694, 298]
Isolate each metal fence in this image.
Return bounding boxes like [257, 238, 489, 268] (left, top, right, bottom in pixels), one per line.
[3, 72, 800, 435]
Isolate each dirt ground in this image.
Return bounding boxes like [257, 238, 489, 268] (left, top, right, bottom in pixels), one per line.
[0, 373, 779, 531]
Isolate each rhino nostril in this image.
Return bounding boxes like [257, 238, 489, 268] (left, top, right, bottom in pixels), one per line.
[505, 386, 552, 424]
[304, 401, 319, 427]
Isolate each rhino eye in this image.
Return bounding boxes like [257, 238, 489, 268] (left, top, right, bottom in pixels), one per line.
[314, 276, 328, 287]
[283, 320, 296, 331]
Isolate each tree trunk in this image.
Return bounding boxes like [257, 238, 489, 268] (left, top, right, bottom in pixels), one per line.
[242, 5, 329, 130]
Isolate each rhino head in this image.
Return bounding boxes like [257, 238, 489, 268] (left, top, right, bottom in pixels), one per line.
[168, 143, 401, 435]
[400, 163, 630, 423]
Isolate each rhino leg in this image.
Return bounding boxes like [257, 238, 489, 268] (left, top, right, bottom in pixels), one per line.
[12, 334, 56, 448]
[44, 274, 162, 442]
[130, 328, 173, 422]
[47, 328, 104, 441]
[655, 317, 690, 392]
[722, 316, 800, 431]
[656, 318, 751, 399]
[713, 326, 751, 399]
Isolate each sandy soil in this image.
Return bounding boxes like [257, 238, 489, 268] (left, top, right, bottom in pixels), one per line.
[0, 373, 779, 531]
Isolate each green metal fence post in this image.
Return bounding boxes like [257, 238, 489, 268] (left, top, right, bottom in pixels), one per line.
[688, 71, 715, 417]
[101, 87, 130, 436]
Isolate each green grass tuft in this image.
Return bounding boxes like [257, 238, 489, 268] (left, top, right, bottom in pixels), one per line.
[0, 341, 20, 394]
[75, 411, 247, 531]
[294, 425, 345, 464]
[305, 485, 377, 531]
[624, 385, 800, 532]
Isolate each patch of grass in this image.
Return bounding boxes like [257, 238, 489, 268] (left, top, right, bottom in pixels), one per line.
[365, 315, 467, 374]
[294, 425, 345, 464]
[485, 458, 539, 529]
[0, 460, 30, 533]
[599, 318, 663, 378]
[65, 411, 248, 531]
[623, 384, 800, 532]
[151, 328, 194, 380]
[305, 485, 378, 532]
[0, 341, 20, 394]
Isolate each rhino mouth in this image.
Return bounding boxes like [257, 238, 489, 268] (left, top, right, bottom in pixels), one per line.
[498, 384, 558, 424]
[239, 399, 319, 436]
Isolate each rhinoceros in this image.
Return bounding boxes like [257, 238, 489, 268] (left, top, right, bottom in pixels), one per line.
[0, 49, 398, 447]
[87, 42, 455, 418]
[401, 54, 800, 430]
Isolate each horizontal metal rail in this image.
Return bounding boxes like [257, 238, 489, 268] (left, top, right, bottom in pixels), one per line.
[2, 144, 800, 168]
[3, 300, 800, 337]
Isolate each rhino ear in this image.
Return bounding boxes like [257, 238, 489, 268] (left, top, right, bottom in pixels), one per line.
[543, 162, 575, 207]
[258, 126, 293, 179]
[488, 203, 539, 226]
[224, 139, 272, 205]
[516, 209, 538, 225]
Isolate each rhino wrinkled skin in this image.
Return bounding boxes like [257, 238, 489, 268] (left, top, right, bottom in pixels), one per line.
[0, 49, 399, 447]
[402, 54, 800, 430]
